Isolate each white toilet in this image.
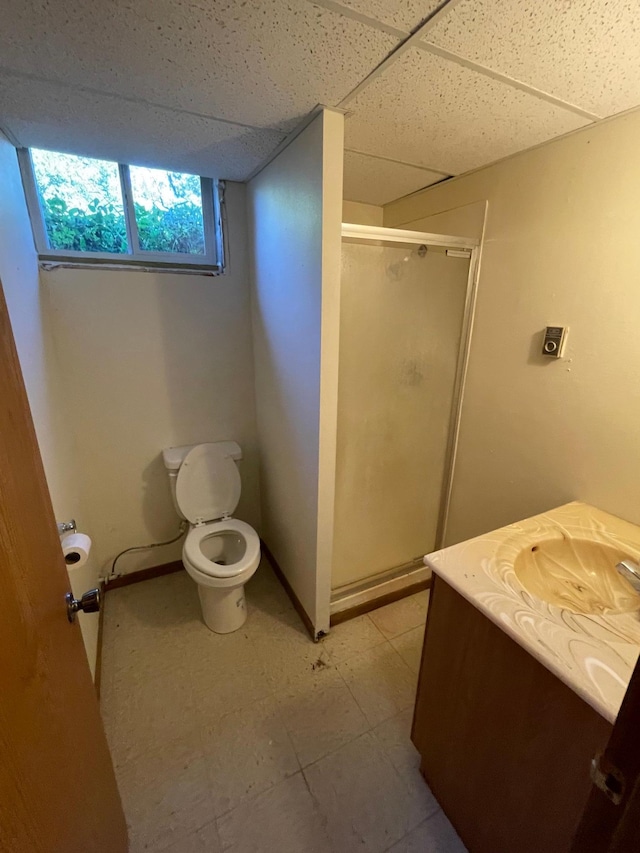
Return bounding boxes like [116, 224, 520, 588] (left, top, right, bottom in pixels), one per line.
[162, 441, 260, 633]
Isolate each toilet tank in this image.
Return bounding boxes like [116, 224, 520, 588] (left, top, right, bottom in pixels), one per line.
[162, 441, 243, 519]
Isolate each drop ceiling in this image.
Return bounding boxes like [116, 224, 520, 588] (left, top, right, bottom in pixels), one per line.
[1, 0, 639, 204]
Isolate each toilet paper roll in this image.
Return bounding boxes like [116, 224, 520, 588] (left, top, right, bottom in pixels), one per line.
[61, 532, 92, 568]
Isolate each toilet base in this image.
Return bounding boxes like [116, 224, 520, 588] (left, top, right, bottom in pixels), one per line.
[198, 583, 247, 633]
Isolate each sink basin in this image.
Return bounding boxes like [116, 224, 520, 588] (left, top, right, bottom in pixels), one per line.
[513, 536, 640, 615]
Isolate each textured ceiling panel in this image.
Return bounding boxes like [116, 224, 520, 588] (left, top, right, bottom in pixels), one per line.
[0, 74, 286, 181]
[326, 0, 442, 32]
[345, 48, 589, 174]
[343, 150, 445, 204]
[0, 0, 398, 132]
[425, 0, 640, 117]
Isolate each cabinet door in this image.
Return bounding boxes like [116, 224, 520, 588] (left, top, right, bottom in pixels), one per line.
[412, 575, 611, 853]
[571, 652, 640, 852]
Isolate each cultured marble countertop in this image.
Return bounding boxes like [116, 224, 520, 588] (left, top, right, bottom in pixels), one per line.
[425, 502, 640, 724]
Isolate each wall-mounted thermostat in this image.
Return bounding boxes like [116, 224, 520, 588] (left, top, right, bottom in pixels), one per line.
[542, 326, 567, 358]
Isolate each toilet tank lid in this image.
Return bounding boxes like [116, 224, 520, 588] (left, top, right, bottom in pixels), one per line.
[163, 441, 242, 471]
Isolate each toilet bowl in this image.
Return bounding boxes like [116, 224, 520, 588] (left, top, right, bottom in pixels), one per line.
[163, 441, 260, 633]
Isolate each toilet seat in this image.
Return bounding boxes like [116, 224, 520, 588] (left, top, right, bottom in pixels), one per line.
[184, 518, 260, 579]
[176, 443, 241, 524]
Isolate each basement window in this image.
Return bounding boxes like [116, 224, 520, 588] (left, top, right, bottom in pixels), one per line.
[18, 148, 224, 273]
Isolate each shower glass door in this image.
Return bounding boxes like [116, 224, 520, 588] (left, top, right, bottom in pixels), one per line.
[332, 238, 470, 590]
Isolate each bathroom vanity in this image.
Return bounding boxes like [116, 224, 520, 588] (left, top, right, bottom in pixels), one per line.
[412, 502, 640, 853]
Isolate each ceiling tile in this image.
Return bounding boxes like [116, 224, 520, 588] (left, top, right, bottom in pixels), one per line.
[326, 0, 441, 32]
[345, 48, 590, 175]
[343, 150, 445, 204]
[0, 74, 286, 181]
[0, 0, 398, 133]
[425, 0, 640, 117]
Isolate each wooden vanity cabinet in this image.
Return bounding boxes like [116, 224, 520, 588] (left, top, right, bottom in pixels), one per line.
[412, 575, 613, 853]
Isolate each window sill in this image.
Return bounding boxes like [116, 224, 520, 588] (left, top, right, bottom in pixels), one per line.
[38, 257, 222, 276]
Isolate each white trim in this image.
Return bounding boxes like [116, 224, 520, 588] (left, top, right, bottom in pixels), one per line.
[330, 564, 431, 616]
[201, 178, 218, 265]
[341, 222, 478, 249]
[314, 109, 345, 639]
[434, 239, 482, 548]
[119, 162, 139, 253]
[17, 148, 48, 251]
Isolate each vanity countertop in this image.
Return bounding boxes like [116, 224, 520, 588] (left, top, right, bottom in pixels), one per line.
[425, 502, 640, 723]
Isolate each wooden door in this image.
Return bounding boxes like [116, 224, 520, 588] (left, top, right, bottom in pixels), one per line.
[0, 279, 127, 852]
[571, 652, 640, 852]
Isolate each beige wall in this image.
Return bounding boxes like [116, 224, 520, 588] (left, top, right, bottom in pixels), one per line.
[0, 135, 81, 519]
[248, 110, 344, 633]
[44, 182, 260, 577]
[342, 200, 383, 226]
[384, 110, 640, 544]
[0, 135, 99, 676]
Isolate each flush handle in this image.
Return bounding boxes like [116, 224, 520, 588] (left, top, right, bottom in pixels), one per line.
[66, 588, 101, 623]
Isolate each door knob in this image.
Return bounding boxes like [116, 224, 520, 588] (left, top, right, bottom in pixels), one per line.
[66, 588, 101, 623]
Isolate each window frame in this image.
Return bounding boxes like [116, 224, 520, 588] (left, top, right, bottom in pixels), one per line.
[17, 148, 223, 272]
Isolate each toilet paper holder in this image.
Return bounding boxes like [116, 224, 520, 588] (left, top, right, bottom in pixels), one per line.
[57, 519, 76, 536]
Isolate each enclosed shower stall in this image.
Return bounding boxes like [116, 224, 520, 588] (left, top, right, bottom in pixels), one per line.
[330, 223, 479, 612]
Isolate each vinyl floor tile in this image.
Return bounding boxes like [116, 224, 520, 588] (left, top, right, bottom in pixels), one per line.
[101, 575, 446, 852]
[200, 696, 300, 817]
[390, 625, 425, 674]
[386, 810, 467, 852]
[277, 664, 369, 767]
[248, 608, 333, 690]
[122, 751, 214, 852]
[304, 732, 430, 853]
[368, 591, 430, 639]
[217, 773, 333, 853]
[337, 642, 417, 727]
[319, 612, 386, 663]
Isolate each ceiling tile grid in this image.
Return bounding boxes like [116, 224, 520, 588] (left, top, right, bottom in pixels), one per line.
[0, 73, 286, 181]
[1, 0, 640, 199]
[344, 47, 590, 176]
[343, 149, 446, 204]
[322, 0, 442, 33]
[0, 0, 398, 133]
[424, 0, 640, 118]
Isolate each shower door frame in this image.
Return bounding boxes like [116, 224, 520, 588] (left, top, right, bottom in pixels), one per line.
[337, 223, 481, 562]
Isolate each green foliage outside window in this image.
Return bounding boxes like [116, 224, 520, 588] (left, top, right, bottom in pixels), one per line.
[32, 149, 206, 256]
[40, 195, 205, 254]
[42, 196, 129, 253]
[132, 169, 205, 254]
